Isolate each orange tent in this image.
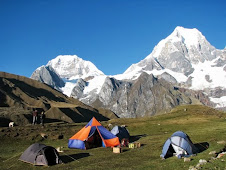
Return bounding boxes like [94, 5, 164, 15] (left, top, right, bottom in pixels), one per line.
[68, 117, 120, 149]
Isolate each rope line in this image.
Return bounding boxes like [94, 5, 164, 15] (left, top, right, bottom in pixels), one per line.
[61, 152, 79, 162]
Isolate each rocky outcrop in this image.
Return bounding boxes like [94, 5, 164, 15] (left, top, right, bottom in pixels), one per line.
[31, 65, 65, 91]
[70, 78, 86, 99]
[88, 73, 202, 118]
[157, 72, 178, 85]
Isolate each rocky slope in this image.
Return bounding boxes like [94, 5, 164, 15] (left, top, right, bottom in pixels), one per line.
[77, 72, 211, 118]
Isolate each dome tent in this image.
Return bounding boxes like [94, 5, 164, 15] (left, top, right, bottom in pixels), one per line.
[19, 143, 62, 166]
[160, 131, 199, 159]
[68, 117, 120, 150]
[111, 125, 130, 141]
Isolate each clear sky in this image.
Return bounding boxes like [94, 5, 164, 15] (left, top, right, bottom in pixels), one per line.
[0, 0, 225, 77]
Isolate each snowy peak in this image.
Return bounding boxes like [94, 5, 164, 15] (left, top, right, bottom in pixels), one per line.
[151, 26, 216, 61]
[31, 55, 105, 96]
[123, 26, 219, 80]
[47, 55, 105, 79]
[149, 27, 202, 58]
[171, 26, 204, 47]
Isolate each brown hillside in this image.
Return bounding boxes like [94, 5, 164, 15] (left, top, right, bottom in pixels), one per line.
[0, 72, 117, 126]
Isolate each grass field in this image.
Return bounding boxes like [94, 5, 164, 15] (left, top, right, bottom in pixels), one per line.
[0, 105, 226, 170]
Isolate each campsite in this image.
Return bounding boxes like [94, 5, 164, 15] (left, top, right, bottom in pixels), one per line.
[0, 105, 226, 169]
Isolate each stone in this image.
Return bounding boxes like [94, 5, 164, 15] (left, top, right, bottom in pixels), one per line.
[199, 159, 207, 165]
[188, 166, 197, 170]
[217, 141, 226, 144]
[184, 157, 191, 162]
[209, 151, 217, 155]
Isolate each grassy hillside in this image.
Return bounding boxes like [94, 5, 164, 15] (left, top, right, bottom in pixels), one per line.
[0, 72, 117, 125]
[0, 105, 226, 169]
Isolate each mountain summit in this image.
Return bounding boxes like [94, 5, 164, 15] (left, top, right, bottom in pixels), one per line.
[46, 55, 104, 79]
[123, 26, 218, 78]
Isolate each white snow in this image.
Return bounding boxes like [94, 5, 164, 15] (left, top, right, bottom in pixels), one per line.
[146, 26, 205, 60]
[189, 60, 226, 90]
[150, 39, 166, 58]
[60, 82, 77, 96]
[60, 75, 107, 97]
[47, 55, 104, 78]
[114, 64, 143, 80]
[210, 96, 226, 108]
[147, 69, 188, 82]
[83, 75, 107, 95]
[172, 26, 203, 47]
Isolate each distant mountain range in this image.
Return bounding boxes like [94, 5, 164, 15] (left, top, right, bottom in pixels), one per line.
[31, 26, 226, 118]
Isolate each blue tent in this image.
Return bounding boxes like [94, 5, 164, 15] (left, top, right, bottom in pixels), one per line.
[111, 126, 130, 142]
[160, 131, 198, 159]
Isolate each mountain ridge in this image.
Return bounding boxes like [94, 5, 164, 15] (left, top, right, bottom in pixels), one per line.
[0, 71, 117, 126]
[30, 26, 226, 117]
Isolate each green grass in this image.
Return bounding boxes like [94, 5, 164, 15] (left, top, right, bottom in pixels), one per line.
[0, 105, 226, 170]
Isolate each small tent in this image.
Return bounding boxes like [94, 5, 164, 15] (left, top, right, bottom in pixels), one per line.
[68, 117, 120, 150]
[19, 143, 62, 166]
[111, 126, 130, 142]
[160, 131, 198, 159]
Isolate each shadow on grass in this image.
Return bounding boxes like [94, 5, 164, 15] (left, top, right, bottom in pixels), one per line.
[60, 153, 90, 163]
[129, 134, 147, 143]
[194, 142, 209, 153]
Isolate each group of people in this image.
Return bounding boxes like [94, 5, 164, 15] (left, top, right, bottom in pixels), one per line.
[32, 109, 45, 125]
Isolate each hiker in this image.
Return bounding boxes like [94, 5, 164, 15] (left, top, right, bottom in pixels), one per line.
[40, 111, 46, 126]
[32, 109, 38, 125]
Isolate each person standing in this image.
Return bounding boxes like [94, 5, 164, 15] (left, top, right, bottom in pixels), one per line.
[40, 111, 46, 126]
[32, 109, 38, 125]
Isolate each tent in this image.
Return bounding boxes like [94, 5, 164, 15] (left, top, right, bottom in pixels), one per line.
[160, 131, 198, 159]
[68, 117, 120, 150]
[111, 125, 130, 142]
[19, 143, 62, 166]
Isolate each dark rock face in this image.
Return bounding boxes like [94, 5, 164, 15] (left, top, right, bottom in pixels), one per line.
[206, 87, 226, 98]
[71, 78, 86, 99]
[88, 73, 203, 118]
[157, 72, 178, 85]
[31, 66, 65, 91]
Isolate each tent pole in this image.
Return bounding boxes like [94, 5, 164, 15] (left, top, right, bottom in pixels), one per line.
[3, 152, 23, 162]
[96, 126, 106, 147]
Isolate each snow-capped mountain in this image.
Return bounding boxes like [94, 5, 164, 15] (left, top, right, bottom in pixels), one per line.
[46, 55, 104, 79]
[31, 26, 226, 117]
[114, 26, 226, 108]
[118, 26, 221, 79]
[31, 55, 105, 96]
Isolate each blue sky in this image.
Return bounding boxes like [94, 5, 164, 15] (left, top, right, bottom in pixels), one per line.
[0, 0, 225, 77]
